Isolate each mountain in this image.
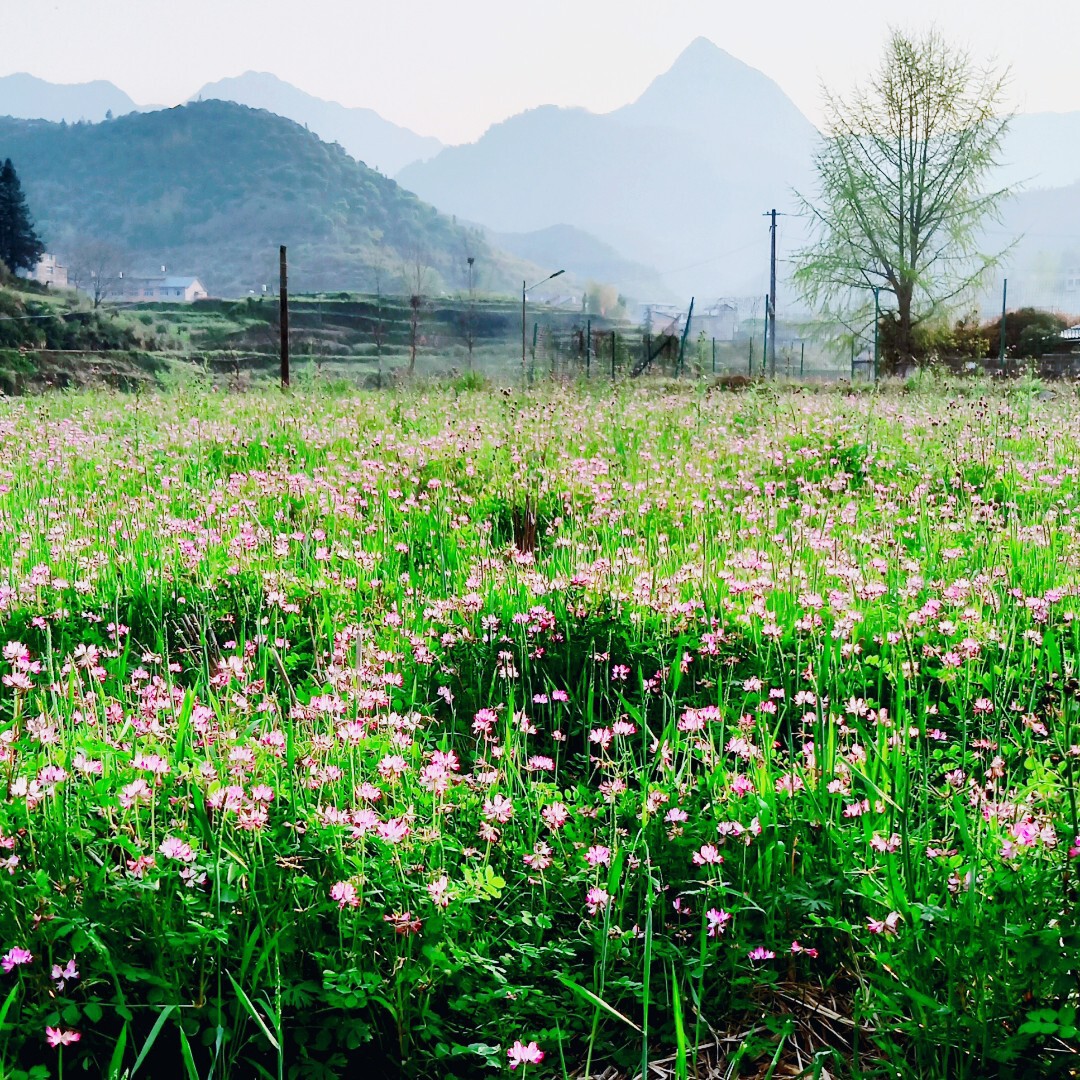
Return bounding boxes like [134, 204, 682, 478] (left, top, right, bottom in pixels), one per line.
[191, 72, 443, 176]
[0, 73, 139, 123]
[490, 223, 673, 301]
[0, 100, 508, 297]
[397, 38, 818, 297]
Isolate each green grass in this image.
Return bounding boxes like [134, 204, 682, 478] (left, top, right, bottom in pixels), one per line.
[0, 381, 1076, 1079]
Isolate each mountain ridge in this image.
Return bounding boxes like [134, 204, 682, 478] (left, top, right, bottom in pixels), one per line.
[0, 101, 507, 297]
[0, 73, 138, 123]
[397, 38, 818, 296]
[190, 72, 443, 176]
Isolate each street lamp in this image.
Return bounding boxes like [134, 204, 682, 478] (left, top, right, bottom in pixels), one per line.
[523, 270, 564, 383]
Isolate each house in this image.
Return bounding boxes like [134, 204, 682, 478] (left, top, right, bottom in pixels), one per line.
[691, 301, 739, 343]
[18, 253, 68, 288]
[640, 300, 739, 342]
[117, 274, 208, 302]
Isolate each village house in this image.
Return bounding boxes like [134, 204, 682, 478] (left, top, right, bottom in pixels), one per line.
[18, 253, 68, 288]
[117, 273, 209, 302]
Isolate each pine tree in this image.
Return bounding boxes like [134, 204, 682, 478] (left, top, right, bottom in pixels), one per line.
[0, 159, 45, 275]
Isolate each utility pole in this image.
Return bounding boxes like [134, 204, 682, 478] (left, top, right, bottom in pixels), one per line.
[763, 209, 782, 377]
[467, 255, 475, 370]
[999, 278, 1008, 367]
[279, 245, 289, 389]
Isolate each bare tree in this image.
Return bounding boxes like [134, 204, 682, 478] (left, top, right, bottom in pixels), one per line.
[793, 28, 1013, 372]
[368, 248, 389, 388]
[401, 245, 432, 376]
[66, 238, 125, 309]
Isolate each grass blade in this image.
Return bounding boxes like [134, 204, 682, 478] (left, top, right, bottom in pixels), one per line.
[130, 1004, 175, 1076]
[227, 971, 281, 1051]
[556, 974, 643, 1034]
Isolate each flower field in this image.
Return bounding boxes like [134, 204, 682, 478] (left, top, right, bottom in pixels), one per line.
[1, 381, 1079, 1079]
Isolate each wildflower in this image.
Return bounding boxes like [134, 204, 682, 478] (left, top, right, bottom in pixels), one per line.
[692, 844, 724, 866]
[791, 941, 819, 958]
[541, 802, 569, 831]
[51, 958, 78, 991]
[507, 1040, 544, 1070]
[383, 911, 422, 935]
[584, 845, 611, 867]
[2, 947, 32, 973]
[706, 908, 731, 937]
[427, 876, 450, 907]
[585, 886, 611, 916]
[730, 774, 754, 797]
[330, 881, 360, 910]
[483, 794, 514, 823]
[159, 837, 197, 863]
[45, 1028, 81, 1047]
[377, 818, 411, 844]
[867, 912, 901, 935]
[472, 708, 498, 735]
[748, 947, 775, 961]
[523, 841, 553, 871]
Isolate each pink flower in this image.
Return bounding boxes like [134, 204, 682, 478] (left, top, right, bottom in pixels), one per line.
[584, 845, 611, 867]
[523, 841, 553, 871]
[45, 1027, 81, 1048]
[585, 886, 611, 916]
[748, 946, 775, 961]
[2, 947, 32, 973]
[330, 881, 360, 909]
[791, 940, 819, 958]
[427, 876, 450, 908]
[706, 908, 731, 937]
[507, 1040, 544, 1070]
[158, 837, 196, 863]
[541, 802, 569, 831]
[51, 958, 79, 990]
[482, 794, 514, 823]
[692, 844, 724, 866]
[867, 912, 901, 935]
[383, 911, 422, 936]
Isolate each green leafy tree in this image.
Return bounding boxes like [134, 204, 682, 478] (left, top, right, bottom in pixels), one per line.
[794, 29, 1012, 373]
[0, 158, 45, 274]
[982, 307, 1068, 358]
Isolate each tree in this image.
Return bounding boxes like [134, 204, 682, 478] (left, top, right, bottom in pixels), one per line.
[66, 238, 124, 308]
[0, 159, 45, 275]
[401, 246, 431, 376]
[793, 29, 1012, 373]
[981, 307, 1067, 359]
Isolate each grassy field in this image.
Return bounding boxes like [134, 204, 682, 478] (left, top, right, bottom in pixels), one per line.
[0, 380, 1078, 1079]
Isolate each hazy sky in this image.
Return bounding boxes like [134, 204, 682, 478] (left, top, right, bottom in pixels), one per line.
[5, 0, 1079, 143]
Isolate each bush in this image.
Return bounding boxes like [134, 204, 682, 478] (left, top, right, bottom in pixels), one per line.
[981, 307, 1070, 358]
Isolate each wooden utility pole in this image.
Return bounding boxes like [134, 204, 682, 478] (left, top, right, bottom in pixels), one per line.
[279, 245, 290, 388]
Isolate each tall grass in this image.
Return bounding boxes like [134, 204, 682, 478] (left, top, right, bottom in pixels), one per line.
[0, 382, 1076, 1078]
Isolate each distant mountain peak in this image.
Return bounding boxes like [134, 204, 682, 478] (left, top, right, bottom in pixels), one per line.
[191, 72, 441, 174]
[0, 72, 137, 123]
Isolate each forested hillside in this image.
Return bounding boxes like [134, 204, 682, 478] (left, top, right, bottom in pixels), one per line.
[0, 101, 502, 296]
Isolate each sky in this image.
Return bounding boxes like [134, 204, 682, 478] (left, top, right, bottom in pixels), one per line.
[5, 0, 1080, 144]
